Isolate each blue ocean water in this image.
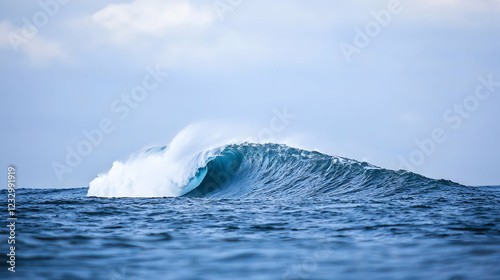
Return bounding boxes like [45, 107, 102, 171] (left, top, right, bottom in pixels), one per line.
[2, 143, 500, 279]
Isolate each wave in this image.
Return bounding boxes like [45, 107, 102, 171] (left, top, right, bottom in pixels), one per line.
[87, 142, 462, 199]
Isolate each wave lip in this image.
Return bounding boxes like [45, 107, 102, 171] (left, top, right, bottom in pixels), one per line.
[88, 142, 462, 199]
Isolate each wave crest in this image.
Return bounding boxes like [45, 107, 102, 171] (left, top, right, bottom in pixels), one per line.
[88, 141, 461, 199]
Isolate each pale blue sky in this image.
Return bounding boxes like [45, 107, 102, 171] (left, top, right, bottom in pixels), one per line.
[1, 0, 499, 188]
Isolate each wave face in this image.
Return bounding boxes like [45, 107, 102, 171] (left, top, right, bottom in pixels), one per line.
[88, 142, 461, 198]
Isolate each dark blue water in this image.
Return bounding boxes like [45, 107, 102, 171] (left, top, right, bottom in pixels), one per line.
[2, 144, 500, 279]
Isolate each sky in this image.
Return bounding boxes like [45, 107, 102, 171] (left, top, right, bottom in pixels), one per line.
[1, 0, 499, 188]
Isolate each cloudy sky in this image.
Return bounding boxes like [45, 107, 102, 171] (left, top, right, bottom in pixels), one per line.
[1, 0, 499, 188]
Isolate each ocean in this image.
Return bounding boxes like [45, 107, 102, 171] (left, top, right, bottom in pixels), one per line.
[2, 143, 500, 279]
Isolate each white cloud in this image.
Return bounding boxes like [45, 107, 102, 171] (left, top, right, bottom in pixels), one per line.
[87, 0, 500, 69]
[91, 0, 215, 39]
[89, 0, 335, 68]
[0, 20, 65, 66]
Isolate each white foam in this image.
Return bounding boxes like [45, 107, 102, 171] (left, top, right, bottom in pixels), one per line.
[87, 122, 251, 197]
